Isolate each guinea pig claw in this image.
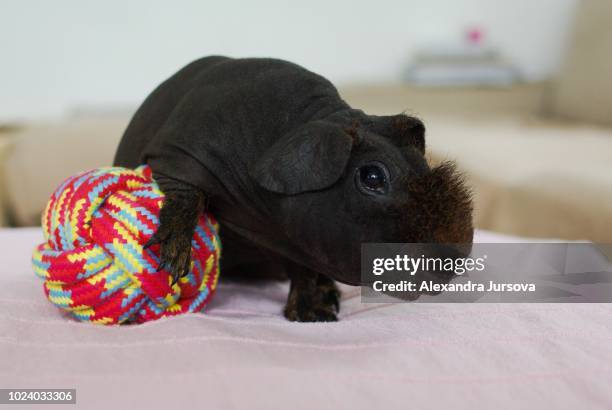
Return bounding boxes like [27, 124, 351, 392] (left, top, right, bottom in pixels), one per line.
[144, 232, 164, 249]
[169, 262, 190, 286]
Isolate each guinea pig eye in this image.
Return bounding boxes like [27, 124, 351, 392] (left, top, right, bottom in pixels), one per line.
[356, 163, 389, 195]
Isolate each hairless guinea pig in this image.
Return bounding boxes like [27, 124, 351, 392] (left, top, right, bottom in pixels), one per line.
[114, 56, 474, 322]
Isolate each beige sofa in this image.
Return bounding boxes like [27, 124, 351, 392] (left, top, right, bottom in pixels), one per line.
[1, 86, 611, 242]
[1, 0, 610, 242]
[0, 118, 127, 226]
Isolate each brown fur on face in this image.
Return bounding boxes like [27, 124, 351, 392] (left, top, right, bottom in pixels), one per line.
[396, 161, 474, 244]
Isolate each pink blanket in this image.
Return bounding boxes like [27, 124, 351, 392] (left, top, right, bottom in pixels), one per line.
[1, 228, 610, 409]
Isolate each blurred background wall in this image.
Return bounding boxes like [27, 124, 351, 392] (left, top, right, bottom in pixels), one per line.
[1, 0, 577, 121]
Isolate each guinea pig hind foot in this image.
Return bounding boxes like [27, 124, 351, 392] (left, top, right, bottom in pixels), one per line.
[284, 270, 340, 322]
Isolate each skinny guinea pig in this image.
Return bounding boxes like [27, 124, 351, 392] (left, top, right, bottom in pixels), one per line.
[114, 56, 474, 322]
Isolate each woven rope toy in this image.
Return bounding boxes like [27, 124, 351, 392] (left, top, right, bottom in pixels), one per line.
[32, 165, 221, 325]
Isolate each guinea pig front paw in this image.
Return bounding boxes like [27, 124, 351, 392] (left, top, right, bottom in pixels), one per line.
[144, 183, 205, 285]
[284, 276, 340, 322]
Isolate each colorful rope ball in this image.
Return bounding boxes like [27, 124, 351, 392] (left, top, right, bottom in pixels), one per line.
[32, 165, 221, 325]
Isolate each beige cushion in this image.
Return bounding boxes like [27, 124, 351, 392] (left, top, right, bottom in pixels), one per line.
[426, 116, 612, 242]
[3, 117, 129, 225]
[0, 137, 15, 226]
[553, 0, 612, 126]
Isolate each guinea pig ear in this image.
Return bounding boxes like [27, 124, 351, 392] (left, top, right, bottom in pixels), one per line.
[250, 120, 353, 195]
[368, 114, 426, 154]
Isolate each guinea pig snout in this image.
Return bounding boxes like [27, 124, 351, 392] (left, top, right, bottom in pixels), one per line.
[397, 161, 474, 244]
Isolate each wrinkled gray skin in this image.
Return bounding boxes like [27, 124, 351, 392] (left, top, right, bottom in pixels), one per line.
[114, 56, 474, 322]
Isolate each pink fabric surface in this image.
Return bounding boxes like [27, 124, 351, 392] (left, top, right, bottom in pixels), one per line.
[1, 228, 611, 410]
